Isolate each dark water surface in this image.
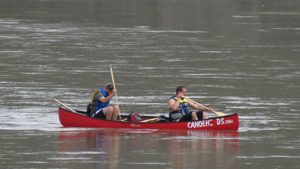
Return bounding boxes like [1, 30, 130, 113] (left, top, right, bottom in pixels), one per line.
[1, 0, 300, 168]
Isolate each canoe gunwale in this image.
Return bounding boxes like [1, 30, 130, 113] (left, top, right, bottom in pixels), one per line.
[58, 106, 238, 124]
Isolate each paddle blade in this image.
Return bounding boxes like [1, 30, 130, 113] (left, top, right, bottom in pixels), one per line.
[214, 111, 227, 117]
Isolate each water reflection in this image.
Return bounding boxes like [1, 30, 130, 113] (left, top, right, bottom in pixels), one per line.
[58, 129, 239, 169]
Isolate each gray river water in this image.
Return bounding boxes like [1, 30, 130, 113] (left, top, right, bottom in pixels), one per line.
[1, 0, 300, 168]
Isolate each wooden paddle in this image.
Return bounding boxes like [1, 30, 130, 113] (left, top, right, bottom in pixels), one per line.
[110, 65, 121, 120]
[184, 97, 227, 117]
[54, 99, 77, 114]
[141, 117, 158, 123]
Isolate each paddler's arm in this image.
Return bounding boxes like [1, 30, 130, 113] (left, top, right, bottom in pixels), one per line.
[168, 95, 182, 111]
[99, 89, 117, 103]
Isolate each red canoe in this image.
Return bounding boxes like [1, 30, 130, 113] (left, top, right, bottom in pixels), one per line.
[58, 107, 239, 131]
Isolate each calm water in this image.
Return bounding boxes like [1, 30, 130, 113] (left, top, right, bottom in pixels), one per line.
[1, 0, 300, 168]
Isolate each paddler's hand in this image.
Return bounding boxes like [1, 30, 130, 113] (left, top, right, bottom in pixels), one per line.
[206, 107, 213, 112]
[178, 94, 183, 99]
[112, 89, 117, 96]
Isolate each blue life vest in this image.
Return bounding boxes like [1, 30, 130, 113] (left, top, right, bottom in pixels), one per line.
[169, 96, 189, 115]
[92, 88, 110, 111]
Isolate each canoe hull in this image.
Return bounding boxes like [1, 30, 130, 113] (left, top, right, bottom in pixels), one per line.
[58, 107, 239, 131]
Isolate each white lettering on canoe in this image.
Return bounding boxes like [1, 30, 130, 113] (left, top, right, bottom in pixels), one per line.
[217, 118, 224, 125]
[187, 119, 213, 129]
[217, 118, 233, 125]
[130, 123, 141, 127]
[225, 119, 233, 124]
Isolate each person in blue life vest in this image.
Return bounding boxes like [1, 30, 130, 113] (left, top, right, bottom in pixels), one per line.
[89, 84, 119, 120]
[168, 86, 213, 122]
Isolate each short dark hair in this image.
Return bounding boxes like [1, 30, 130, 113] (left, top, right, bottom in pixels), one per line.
[176, 86, 185, 94]
[106, 84, 114, 91]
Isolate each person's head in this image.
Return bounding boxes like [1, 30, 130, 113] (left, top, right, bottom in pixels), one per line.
[105, 84, 114, 95]
[176, 86, 186, 96]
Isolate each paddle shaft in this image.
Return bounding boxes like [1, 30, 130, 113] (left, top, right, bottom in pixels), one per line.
[184, 97, 209, 110]
[54, 99, 77, 114]
[184, 97, 226, 117]
[141, 117, 158, 123]
[110, 65, 121, 120]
